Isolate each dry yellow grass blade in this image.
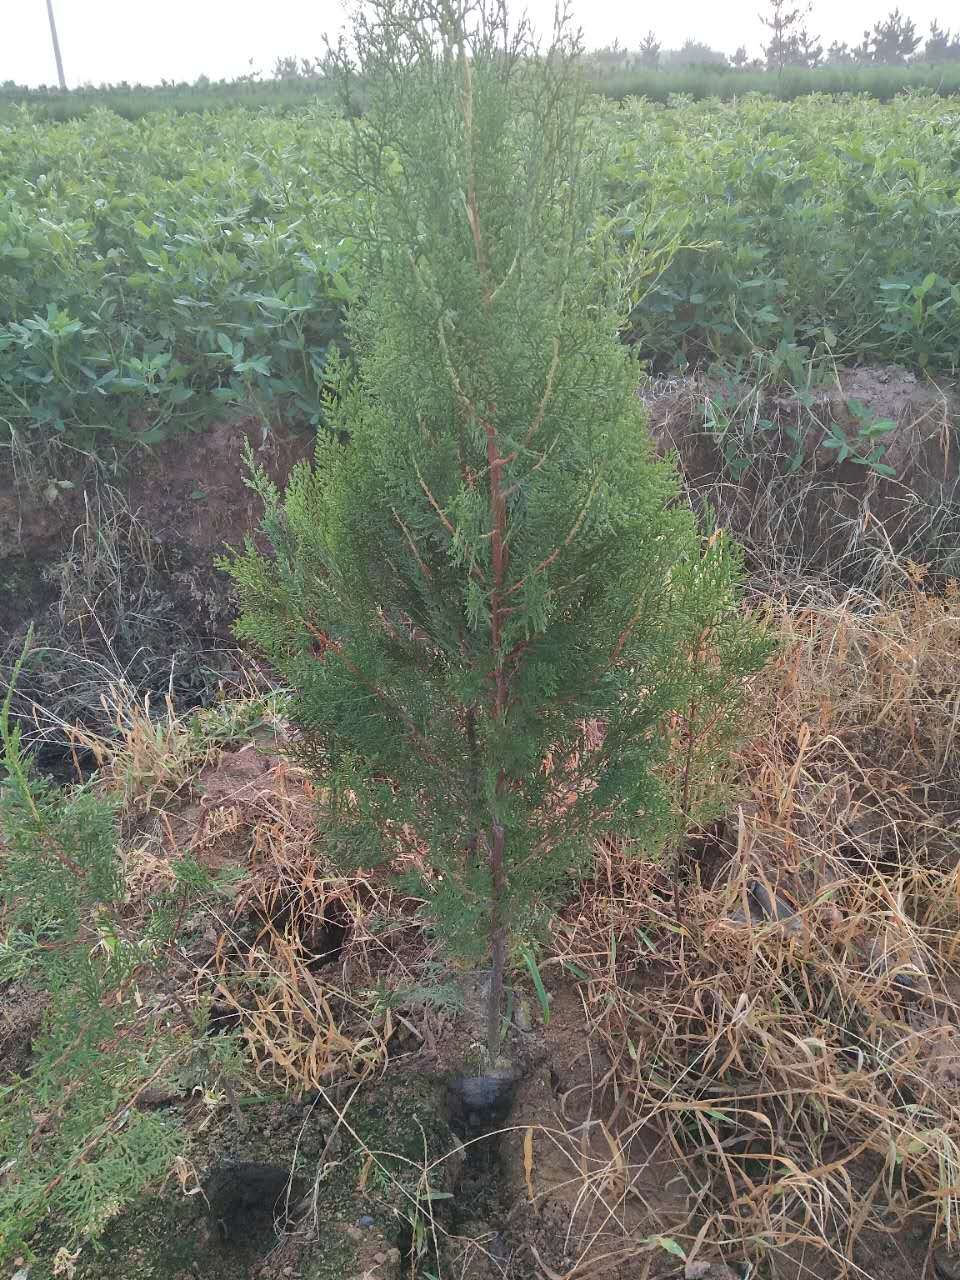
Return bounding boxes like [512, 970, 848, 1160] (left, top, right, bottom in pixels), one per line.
[524, 1127, 536, 1201]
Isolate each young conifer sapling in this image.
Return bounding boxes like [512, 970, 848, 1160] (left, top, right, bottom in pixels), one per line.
[222, 0, 769, 1067]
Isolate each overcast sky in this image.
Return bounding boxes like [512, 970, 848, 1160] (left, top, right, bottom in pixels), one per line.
[3, 1, 951, 89]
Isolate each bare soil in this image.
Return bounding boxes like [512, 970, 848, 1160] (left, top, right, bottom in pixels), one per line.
[0, 418, 314, 778]
[4, 365, 957, 648]
[4, 727, 947, 1280]
[642, 365, 960, 587]
[0, 417, 313, 644]
[127, 742, 948, 1279]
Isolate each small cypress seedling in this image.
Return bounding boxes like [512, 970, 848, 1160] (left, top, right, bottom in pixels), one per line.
[0, 639, 184, 1260]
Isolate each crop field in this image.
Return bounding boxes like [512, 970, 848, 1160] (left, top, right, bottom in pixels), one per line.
[2, 50, 960, 1280]
[1, 91, 958, 457]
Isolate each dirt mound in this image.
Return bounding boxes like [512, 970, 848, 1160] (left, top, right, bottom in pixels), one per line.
[642, 364, 960, 590]
[123, 418, 313, 556]
[0, 420, 314, 776]
[1, 418, 313, 638]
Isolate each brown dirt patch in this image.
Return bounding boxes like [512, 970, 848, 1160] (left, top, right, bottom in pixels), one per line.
[496, 987, 690, 1280]
[0, 979, 44, 1080]
[644, 365, 957, 481]
[0, 417, 314, 644]
[123, 419, 313, 557]
[118, 418, 314, 639]
[641, 365, 960, 588]
[0, 418, 314, 776]
[157, 742, 300, 872]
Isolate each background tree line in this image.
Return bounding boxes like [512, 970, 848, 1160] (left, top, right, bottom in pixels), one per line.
[584, 7, 960, 75]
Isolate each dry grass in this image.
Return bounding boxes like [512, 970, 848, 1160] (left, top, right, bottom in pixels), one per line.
[206, 862, 396, 1091]
[131, 577, 960, 1276]
[65, 680, 207, 811]
[156, 577, 960, 1277]
[54, 487, 165, 642]
[42, 509, 957, 1276]
[1, 483, 237, 780]
[549, 582, 960, 1276]
[165, 750, 434, 1092]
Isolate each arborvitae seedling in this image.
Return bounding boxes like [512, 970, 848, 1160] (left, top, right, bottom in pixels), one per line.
[222, 0, 770, 1063]
[0, 638, 184, 1261]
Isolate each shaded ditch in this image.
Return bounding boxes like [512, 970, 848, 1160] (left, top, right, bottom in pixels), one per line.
[0, 419, 314, 785]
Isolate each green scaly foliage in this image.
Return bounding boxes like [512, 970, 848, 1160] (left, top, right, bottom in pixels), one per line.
[0, 639, 183, 1262]
[221, 0, 771, 1059]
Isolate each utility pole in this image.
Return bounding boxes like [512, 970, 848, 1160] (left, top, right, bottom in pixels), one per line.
[46, 0, 67, 90]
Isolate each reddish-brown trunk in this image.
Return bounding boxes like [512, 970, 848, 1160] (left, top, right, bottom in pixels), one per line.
[485, 819, 507, 1062]
[483, 414, 510, 1063]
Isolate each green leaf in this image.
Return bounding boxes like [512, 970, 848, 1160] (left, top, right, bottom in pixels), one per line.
[520, 947, 551, 1026]
[858, 419, 897, 439]
[650, 1236, 686, 1260]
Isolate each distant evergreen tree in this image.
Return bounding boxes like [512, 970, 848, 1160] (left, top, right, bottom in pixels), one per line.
[859, 8, 922, 64]
[223, 0, 768, 1064]
[665, 38, 729, 68]
[796, 27, 824, 68]
[272, 54, 323, 80]
[924, 21, 960, 62]
[638, 31, 662, 69]
[826, 40, 856, 66]
[760, 0, 813, 72]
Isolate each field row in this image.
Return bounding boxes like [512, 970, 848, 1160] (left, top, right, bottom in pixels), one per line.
[5, 62, 960, 122]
